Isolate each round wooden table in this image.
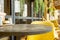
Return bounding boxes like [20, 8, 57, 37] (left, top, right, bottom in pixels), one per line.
[0, 24, 52, 40]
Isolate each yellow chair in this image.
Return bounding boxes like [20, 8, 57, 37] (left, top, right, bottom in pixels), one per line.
[50, 20, 58, 27]
[50, 20, 59, 30]
[50, 20, 59, 39]
[27, 21, 55, 40]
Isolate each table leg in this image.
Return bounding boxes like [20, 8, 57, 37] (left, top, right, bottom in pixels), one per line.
[10, 36, 15, 40]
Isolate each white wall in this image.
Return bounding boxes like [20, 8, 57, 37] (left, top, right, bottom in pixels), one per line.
[0, 0, 4, 12]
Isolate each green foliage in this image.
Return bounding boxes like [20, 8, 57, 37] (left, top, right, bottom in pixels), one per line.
[20, 0, 25, 12]
[34, 0, 39, 14]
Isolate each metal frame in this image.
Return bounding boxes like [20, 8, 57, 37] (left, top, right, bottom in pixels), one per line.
[11, 0, 15, 24]
[5, 0, 42, 24]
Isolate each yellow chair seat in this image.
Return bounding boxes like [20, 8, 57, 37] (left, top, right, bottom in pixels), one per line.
[27, 21, 55, 40]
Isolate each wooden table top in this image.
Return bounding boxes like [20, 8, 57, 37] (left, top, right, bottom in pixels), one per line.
[0, 24, 52, 36]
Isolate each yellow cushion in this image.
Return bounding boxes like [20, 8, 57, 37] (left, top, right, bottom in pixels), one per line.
[27, 21, 54, 40]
